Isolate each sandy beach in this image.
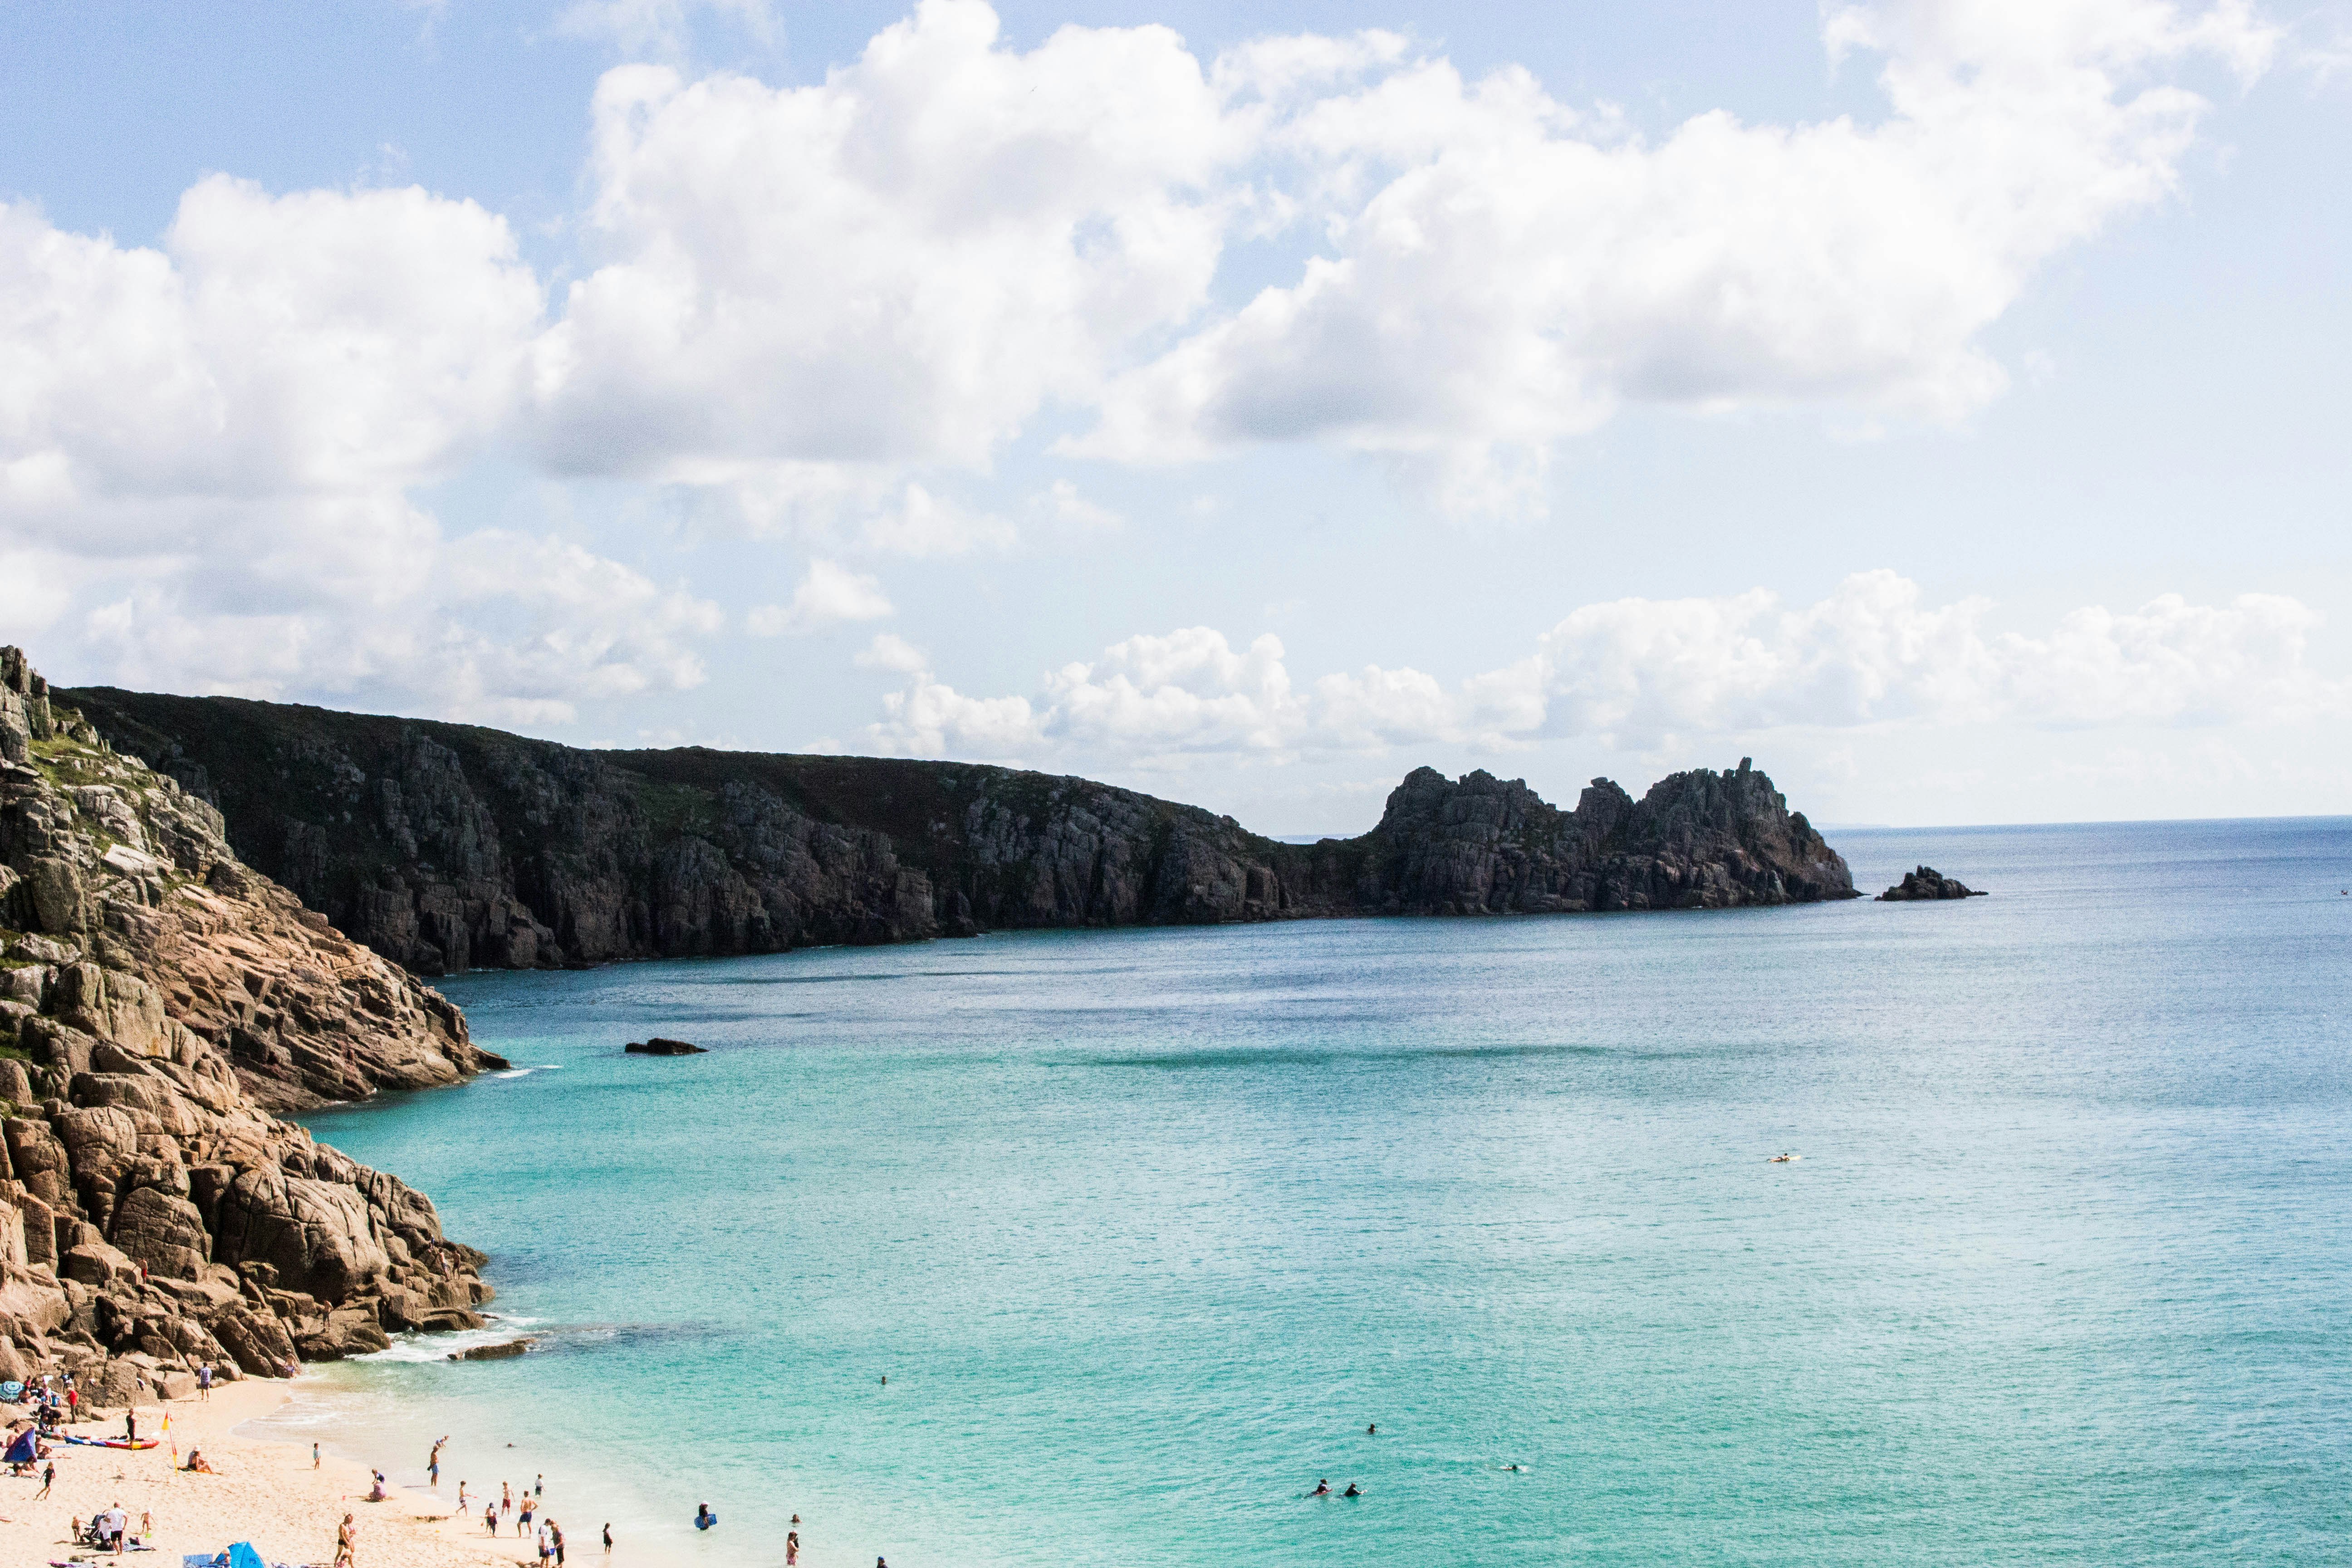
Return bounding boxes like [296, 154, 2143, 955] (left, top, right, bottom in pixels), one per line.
[0, 1383, 564, 1568]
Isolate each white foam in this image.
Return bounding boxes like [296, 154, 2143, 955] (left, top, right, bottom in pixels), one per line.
[357, 1315, 543, 1365]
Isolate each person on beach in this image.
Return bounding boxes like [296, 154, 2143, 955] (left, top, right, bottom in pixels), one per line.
[314, 1442, 321, 1468]
[602, 1522, 612, 1556]
[142, 1510, 153, 1540]
[458, 1480, 469, 1511]
[368, 1469, 389, 1502]
[535, 1472, 544, 1497]
[485, 1502, 500, 1536]
[335, 1511, 357, 1568]
[125, 1407, 137, 1442]
[503, 1481, 514, 1517]
[550, 1519, 566, 1565]
[197, 1364, 212, 1401]
[786, 1530, 799, 1565]
[520, 1496, 536, 1537]
[37, 1460, 54, 1498]
[429, 1437, 443, 1487]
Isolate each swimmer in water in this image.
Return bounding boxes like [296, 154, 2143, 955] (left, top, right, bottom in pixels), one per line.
[1366, 1423, 1377, 1435]
[1343, 1483, 1362, 1498]
[1501, 1464, 1523, 1472]
[1308, 1479, 1331, 1497]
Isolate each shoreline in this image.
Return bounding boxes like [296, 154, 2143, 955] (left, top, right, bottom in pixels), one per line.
[0, 1381, 600, 1568]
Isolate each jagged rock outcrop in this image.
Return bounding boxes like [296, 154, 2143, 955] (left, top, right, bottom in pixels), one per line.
[1, 648, 495, 1408]
[1877, 865, 1986, 901]
[62, 685, 1856, 975]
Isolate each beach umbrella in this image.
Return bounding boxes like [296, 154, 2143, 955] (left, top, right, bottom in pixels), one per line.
[228, 1543, 267, 1568]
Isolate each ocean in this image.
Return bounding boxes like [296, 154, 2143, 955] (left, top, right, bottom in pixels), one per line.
[257, 818, 2352, 1565]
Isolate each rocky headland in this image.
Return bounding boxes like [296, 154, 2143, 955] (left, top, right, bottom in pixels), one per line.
[59, 681, 1859, 976]
[1877, 865, 1986, 901]
[2, 647, 498, 1411]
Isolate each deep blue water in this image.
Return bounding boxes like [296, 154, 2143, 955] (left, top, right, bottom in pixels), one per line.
[268, 818, 2352, 1566]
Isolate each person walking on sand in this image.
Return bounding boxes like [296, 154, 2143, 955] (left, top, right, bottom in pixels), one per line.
[313, 1442, 320, 1469]
[334, 1512, 356, 1568]
[550, 1519, 566, 1566]
[196, 1364, 211, 1401]
[602, 1522, 612, 1556]
[520, 1495, 535, 1538]
[37, 1460, 54, 1498]
[485, 1502, 500, 1536]
[458, 1480, 469, 1512]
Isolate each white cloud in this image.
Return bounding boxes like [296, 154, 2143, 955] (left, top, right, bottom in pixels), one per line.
[862, 572, 2348, 763]
[531, 0, 1240, 485]
[81, 527, 722, 728]
[0, 0, 2301, 729]
[1039, 479, 1123, 533]
[1071, 0, 2278, 513]
[555, 0, 777, 59]
[855, 632, 929, 674]
[0, 182, 718, 723]
[746, 559, 894, 635]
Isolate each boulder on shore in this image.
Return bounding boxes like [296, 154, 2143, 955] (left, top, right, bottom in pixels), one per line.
[450, 1336, 534, 1361]
[1877, 865, 1986, 901]
[624, 1038, 708, 1055]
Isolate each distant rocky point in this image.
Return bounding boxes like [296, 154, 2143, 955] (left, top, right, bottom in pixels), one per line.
[62, 681, 1861, 976]
[624, 1038, 706, 1056]
[1877, 865, 1986, 901]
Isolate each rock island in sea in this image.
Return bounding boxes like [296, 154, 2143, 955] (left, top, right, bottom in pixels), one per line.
[0, 645, 501, 1406]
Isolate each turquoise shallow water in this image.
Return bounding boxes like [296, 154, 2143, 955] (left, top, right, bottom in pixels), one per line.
[268, 818, 2352, 1566]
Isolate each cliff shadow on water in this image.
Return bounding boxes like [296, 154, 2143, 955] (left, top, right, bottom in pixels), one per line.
[61, 682, 1858, 979]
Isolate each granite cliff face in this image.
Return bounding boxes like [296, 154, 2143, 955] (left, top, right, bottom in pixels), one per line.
[1, 648, 495, 1406]
[66, 682, 1856, 974]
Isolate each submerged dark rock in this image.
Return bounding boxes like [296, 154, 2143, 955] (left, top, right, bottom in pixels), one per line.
[624, 1038, 707, 1056]
[1877, 865, 1986, 901]
[61, 687, 1860, 975]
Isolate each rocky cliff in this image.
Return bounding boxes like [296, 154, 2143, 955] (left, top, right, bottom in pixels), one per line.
[64, 682, 1856, 974]
[1, 648, 496, 1406]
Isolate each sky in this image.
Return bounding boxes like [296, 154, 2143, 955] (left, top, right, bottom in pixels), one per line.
[2, 0, 2348, 833]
